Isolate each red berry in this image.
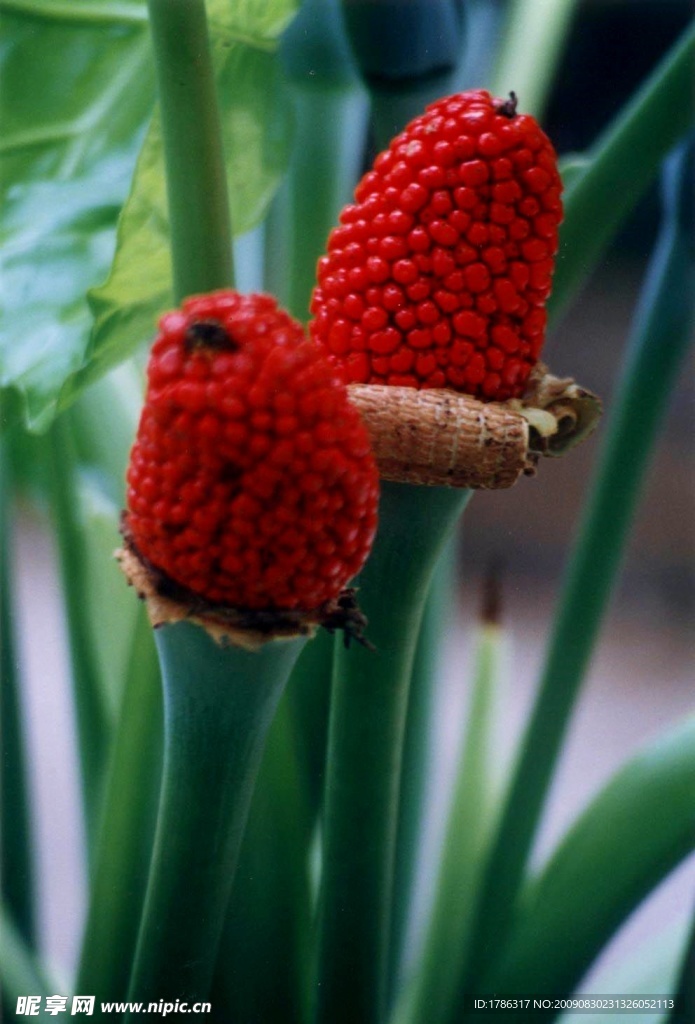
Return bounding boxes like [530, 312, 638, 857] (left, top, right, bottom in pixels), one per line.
[126, 291, 379, 611]
[311, 90, 563, 402]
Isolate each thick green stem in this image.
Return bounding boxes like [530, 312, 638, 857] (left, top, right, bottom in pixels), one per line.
[398, 621, 504, 1024]
[47, 416, 111, 855]
[0, 0, 148, 25]
[671, 912, 695, 1024]
[76, 609, 162, 1003]
[340, 0, 467, 150]
[147, 0, 234, 302]
[461, 140, 695, 995]
[280, 86, 369, 321]
[1, 454, 35, 947]
[389, 542, 458, 991]
[313, 482, 471, 1024]
[212, 696, 312, 1024]
[265, 0, 368, 320]
[126, 623, 305, 1014]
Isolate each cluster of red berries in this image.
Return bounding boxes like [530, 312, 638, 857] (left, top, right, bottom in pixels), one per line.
[125, 291, 379, 611]
[126, 91, 563, 611]
[311, 89, 562, 401]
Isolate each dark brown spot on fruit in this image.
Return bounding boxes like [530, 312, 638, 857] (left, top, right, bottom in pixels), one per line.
[185, 319, 238, 351]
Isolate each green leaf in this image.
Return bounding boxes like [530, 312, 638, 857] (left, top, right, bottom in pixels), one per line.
[206, 0, 297, 45]
[389, 545, 459, 993]
[560, 924, 691, 1024]
[69, 360, 142, 501]
[0, 0, 154, 431]
[46, 417, 113, 854]
[78, 471, 139, 716]
[396, 621, 507, 1024]
[0, 0, 299, 432]
[76, 608, 162, 1005]
[550, 22, 695, 321]
[1, 159, 146, 432]
[489, 716, 695, 1003]
[0, 905, 55, 1006]
[85, 38, 294, 400]
[0, 2, 151, 194]
[460, 138, 695, 995]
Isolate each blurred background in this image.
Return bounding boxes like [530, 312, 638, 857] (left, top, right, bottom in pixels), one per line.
[9, 0, 694, 999]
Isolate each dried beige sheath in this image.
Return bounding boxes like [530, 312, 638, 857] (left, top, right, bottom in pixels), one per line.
[348, 384, 532, 489]
[348, 373, 601, 490]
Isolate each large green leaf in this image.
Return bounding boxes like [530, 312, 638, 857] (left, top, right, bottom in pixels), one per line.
[0, 0, 298, 432]
[559, 923, 692, 1024]
[1, 157, 147, 431]
[0, 904, 56, 1007]
[207, 0, 296, 43]
[488, 715, 695, 1002]
[0, 0, 153, 431]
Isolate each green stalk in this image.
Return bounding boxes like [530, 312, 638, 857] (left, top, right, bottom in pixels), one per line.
[0, 906, 55, 1008]
[0, 453, 35, 947]
[550, 22, 695, 322]
[284, 630, 334, 817]
[461, 139, 695, 995]
[126, 624, 305, 1013]
[76, 609, 162, 1004]
[313, 482, 472, 1024]
[0, 0, 148, 26]
[218, 8, 367, 1016]
[490, 0, 580, 119]
[212, 697, 312, 1024]
[389, 543, 457, 990]
[671, 913, 695, 1024]
[124, 3, 303, 1016]
[379, 3, 520, 992]
[340, 0, 467, 150]
[333, 6, 468, 991]
[270, 0, 369, 322]
[280, 87, 369, 320]
[398, 611, 505, 1024]
[261, 0, 368, 845]
[47, 416, 111, 854]
[147, 0, 234, 302]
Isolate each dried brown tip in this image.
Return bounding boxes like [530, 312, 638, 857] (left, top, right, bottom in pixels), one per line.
[116, 524, 369, 650]
[517, 365, 603, 456]
[495, 91, 518, 118]
[347, 369, 602, 491]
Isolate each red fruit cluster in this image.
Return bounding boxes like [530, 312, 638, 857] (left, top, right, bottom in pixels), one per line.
[126, 291, 379, 611]
[310, 89, 562, 401]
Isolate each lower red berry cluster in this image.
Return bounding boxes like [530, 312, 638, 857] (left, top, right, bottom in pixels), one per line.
[126, 291, 379, 611]
[310, 89, 563, 402]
